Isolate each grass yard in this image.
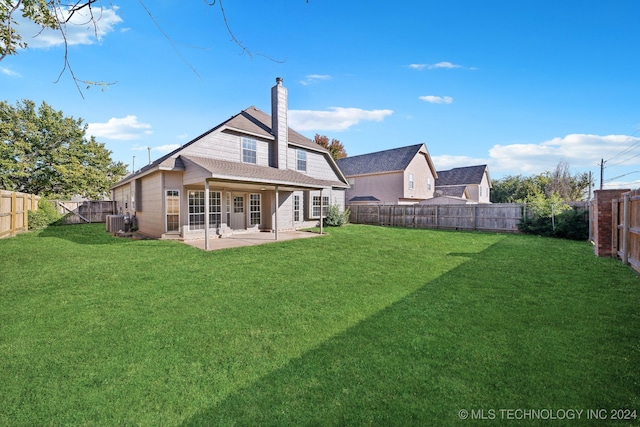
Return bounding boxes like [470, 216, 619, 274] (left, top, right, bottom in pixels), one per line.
[0, 224, 639, 426]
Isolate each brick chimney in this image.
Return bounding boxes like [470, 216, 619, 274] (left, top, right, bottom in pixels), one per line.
[271, 77, 288, 169]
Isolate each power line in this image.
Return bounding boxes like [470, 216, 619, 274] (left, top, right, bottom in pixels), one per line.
[605, 127, 640, 164]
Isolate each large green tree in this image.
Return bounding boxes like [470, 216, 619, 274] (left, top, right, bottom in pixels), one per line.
[491, 162, 592, 203]
[0, 99, 127, 198]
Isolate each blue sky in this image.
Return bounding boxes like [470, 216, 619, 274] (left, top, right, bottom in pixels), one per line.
[2, 0, 640, 191]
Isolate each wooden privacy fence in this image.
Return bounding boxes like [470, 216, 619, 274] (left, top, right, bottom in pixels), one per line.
[53, 200, 116, 224]
[612, 189, 640, 273]
[0, 190, 40, 239]
[348, 203, 525, 232]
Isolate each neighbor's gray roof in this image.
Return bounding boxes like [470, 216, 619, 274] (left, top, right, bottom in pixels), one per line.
[182, 155, 348, 189]
[435, 185, 468, 198]
[435, 165, 489, 186]
[336, 144, 426, 176]
[111, 106, 336, 188]
[348, 195, 380, 202]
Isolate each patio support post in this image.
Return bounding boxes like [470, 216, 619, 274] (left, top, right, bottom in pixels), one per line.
[320, 188, 324, 235]
[275, 185, 279, 241]
[205, 180, 210, 250]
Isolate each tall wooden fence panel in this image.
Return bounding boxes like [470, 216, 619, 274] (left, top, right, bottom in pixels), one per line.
[53, 200, 116, 224]
[612, 189, 640, 274]
[0, 190, 40, 238]
[348, 203, 525, 233]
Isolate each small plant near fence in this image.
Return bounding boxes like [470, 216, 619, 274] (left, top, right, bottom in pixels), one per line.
[518, 193, 589, 240]
[28, 199, 63, 230]
[323, 204, 350, 227]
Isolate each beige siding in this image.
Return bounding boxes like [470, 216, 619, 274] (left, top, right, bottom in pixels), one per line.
[181, 130, 271, 167]
[112, 182, 133, 215]
[137, 172, 164, 238]
[404, 153, 435, 201]
[287, 147, 343, 182]
[478, 173, 491, 203]
[346, 172, 403, 204]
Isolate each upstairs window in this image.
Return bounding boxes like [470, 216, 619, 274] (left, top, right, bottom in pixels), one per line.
[427, 177, 432, 191]
[297, 150, 307, 172]
[242, 137, 257, 164]
[409, 173, 414, 190]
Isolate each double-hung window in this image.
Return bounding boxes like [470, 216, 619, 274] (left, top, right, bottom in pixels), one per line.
[409, 173, 414, 190]
[293, 195, 300, 222]
[189, 190, 222, 230]
[242, 137, 257, 164]
[312, 195, 329, 218]
[297, 150, 307, 172]
[249, 194, 261, 226]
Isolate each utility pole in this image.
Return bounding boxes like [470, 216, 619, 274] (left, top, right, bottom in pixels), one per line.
[588, 171, 592, 200]
[600, 158, 605, 190]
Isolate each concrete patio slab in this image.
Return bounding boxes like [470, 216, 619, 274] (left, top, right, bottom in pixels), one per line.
[181, 230, 324, 251]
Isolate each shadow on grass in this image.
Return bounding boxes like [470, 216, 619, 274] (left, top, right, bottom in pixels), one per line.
[181, 237, 639, 427]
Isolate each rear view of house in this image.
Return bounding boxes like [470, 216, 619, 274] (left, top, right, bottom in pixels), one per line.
[336, 144, 438, 205]
[110, 78, 349, 242]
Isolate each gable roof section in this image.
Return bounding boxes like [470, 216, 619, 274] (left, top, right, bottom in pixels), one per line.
[336, 144, 429, 176]
[111, 106, 343, 189]
[181, 155, 347, 189]
[435, 165, 490, 187]
[435, 185, 469, 198]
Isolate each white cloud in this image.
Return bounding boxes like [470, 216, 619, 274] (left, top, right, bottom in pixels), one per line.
[16, 5, 122, 49]
[300, 74, 331, 86]
[289, 107, 393, 131]
[429, 61, 461, 69]
[431, 155, 490, 171]
[408, 62, 472, 70]
[154, 144, 181, 153]
[0, 66, 21, 77]
[488, 134, 640, 173]
[87, 116, 152, 140]
[419, 95, 453, 104]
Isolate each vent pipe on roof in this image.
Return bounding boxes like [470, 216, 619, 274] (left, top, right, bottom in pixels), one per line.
[271, 77, 288, 170]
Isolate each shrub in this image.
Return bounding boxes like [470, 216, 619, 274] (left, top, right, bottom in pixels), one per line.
[323, 204, 350, 227]
[518, 205, 589, 241]
[28, 199, 63, 230]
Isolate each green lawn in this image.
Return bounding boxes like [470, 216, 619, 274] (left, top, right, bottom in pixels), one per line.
[0, 224, 638, 426]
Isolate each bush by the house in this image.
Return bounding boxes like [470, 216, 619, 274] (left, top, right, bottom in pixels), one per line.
[28, 199, 62, 230]
[323, 204, 350, 227]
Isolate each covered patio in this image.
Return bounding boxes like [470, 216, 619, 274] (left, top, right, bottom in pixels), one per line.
[182, 229, 325, 251]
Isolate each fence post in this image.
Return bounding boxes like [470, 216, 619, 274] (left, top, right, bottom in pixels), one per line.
[10, 191, 17, 237]
[622, 193, 630, 265]
[22, 193, 28, 231]
[377, 205, 380, 225]
[435, 205, 439, 229]
[612, 199, 619, 255]
[472, 205, 477, 230]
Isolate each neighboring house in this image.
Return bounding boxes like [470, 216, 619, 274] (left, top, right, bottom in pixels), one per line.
[336, 144, 438, 205]
[419, 185, 471, 205]
[434, 165, 492, 204]
[110, 78, 349, 241]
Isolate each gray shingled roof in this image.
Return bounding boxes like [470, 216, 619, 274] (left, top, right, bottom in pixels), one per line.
[111, 106, 334, 188]
[435, 165, 488, 186]
[348, 196, 380, 202]
[336, 144, 425, 176]
[181, 155, 346, 189]
[435, 185, 467, 198]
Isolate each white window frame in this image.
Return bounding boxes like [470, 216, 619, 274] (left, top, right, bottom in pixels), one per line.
[249, 193, 261, 226]
[242, 137, 257, 164]
[297, 149, 307, 172]
[165, 189, 180, 232]
[409, 173, 414, 190]
[188, 190, 205, 230]
[312, 195, 329, 218]
[293, 195, 300, 222]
